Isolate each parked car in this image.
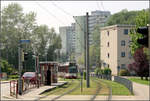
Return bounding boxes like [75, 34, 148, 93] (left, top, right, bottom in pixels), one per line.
[22, 72, 37, 84]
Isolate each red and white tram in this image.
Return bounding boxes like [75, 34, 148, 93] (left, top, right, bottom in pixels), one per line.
[58, 62, 78, 79]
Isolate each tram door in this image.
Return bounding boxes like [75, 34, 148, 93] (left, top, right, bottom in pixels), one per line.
[47, 68, 51, 85]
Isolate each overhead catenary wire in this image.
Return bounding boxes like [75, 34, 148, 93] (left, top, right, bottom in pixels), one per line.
[51, 2, 86, 49]
[36, 2, 66, 25]
[100, 1, 105, 11]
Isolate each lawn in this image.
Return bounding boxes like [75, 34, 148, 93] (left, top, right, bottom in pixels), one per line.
[128, 77, 149, 85]
[99, 79, 132, 95]
[43, 77, 131, 96]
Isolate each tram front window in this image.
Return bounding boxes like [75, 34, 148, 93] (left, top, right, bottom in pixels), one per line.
[69, 66, 77, 73]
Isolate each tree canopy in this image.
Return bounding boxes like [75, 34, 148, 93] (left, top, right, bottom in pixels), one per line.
[0, 3, 62, 73]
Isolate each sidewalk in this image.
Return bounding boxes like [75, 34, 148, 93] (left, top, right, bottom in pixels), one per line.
[2, 81, 67, 100]
[0, 80, 10, 84]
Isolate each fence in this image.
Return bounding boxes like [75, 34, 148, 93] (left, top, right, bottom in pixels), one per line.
[10, 80, 18, 98]
[91, 73, 112, 80]
[22, 79, 41, 92]
[114, 76, 133, 94]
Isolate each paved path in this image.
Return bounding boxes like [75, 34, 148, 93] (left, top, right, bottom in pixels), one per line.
[1, 81, 67, 100]
[132, 82, 149, 100]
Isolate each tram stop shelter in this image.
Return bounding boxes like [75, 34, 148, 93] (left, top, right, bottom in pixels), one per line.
[39, 61, 58, 85]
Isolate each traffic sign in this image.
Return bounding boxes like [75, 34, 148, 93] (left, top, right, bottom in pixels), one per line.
[20, 40, 30, 43]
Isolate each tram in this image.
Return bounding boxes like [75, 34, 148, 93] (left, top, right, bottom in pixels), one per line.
[58, 62, 78, 79]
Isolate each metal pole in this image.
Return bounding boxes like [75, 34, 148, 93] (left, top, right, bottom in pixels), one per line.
[35, 56, 36, 73]
[80, 69, 83, 92]
[86, 12, 90, 88]
[0, 48, 1, 101]
[84, 14, 87, 80]
[18, 44, 22, 95]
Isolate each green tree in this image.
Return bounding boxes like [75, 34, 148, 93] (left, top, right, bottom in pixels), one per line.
[106, 9, 138, 26]
[129, 9, 150, 55]
[1, 3, 37, 70]
[0, 59, 16, 75]
[1, 3, 62, 72]
[90, 24, 101, 67]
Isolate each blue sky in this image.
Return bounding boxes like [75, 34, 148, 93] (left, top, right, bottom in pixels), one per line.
[1, 1, 149, 33]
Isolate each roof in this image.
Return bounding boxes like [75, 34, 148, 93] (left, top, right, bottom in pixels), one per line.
[100, 24, 136, 30]
[39, 61, 58, 65]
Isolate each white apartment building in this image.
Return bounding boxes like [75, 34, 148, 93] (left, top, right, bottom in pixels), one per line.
[100, 25, 135, 75]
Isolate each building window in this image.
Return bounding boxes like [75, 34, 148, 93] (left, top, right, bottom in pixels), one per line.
[108, 64, 109, 68]
[121, 52, 125, 57]
[107, 42, 109, 47]
[107, 31, 109, 36]
[124, 29, 128, 35]
[103, 63, 106, 67]
[108, 53, 109, 58]
[121, 40, 125, 46]
[121, 64, 126, 69]
[128, 52, 132, 59]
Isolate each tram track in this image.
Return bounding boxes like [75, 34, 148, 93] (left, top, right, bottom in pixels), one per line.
[36, 79, 80, 101]
[35, 76, 112, 101]
[50, 79, 80, 101]
[90, 78, 102, 101]
[94, 77, 112, 101]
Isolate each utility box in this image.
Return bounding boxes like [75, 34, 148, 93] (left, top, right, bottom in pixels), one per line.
[39, 61, 58, 85]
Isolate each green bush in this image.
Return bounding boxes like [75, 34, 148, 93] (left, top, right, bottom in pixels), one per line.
[83, 72, 86, 80]
[94, 68, 100, 75]
[0, 59, 16, 75]
[103, 68, 112, 75]
[99, 69, 104, 74]
[119, 69, 130, 76]
[8, 75, 19, 79]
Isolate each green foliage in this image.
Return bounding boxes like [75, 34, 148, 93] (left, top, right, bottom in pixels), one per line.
[94, 68, 111, 75]
[103, 68, 112, 75]
[0, 59, 16, 75]
[106, 9, 139, 26]
[1, 3, 62, 72]
[119, 69, 130, 76]
[129, 9, 150, 55]
[77, 53, 84, 65]
[128, 78, 149, 85]
[94, 68, 101, 75]
[91, 24, 101, 67]
[8, 75, 19, 79]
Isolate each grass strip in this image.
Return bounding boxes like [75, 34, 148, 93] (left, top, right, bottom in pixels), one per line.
[128, 78, 149, 85]
[98, 79, 132, 95]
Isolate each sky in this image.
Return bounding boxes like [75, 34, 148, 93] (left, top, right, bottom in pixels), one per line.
[1, 1, 149, 33]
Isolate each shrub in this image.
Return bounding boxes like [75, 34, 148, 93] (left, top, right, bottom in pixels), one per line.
[103, 68, 112, 75]
[83, 72, 86, 80]
[100, 69, 104, 74]
[119, 69, 130, 76]
[94, 68, 101, 75]
[8, 75, 19, 79]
